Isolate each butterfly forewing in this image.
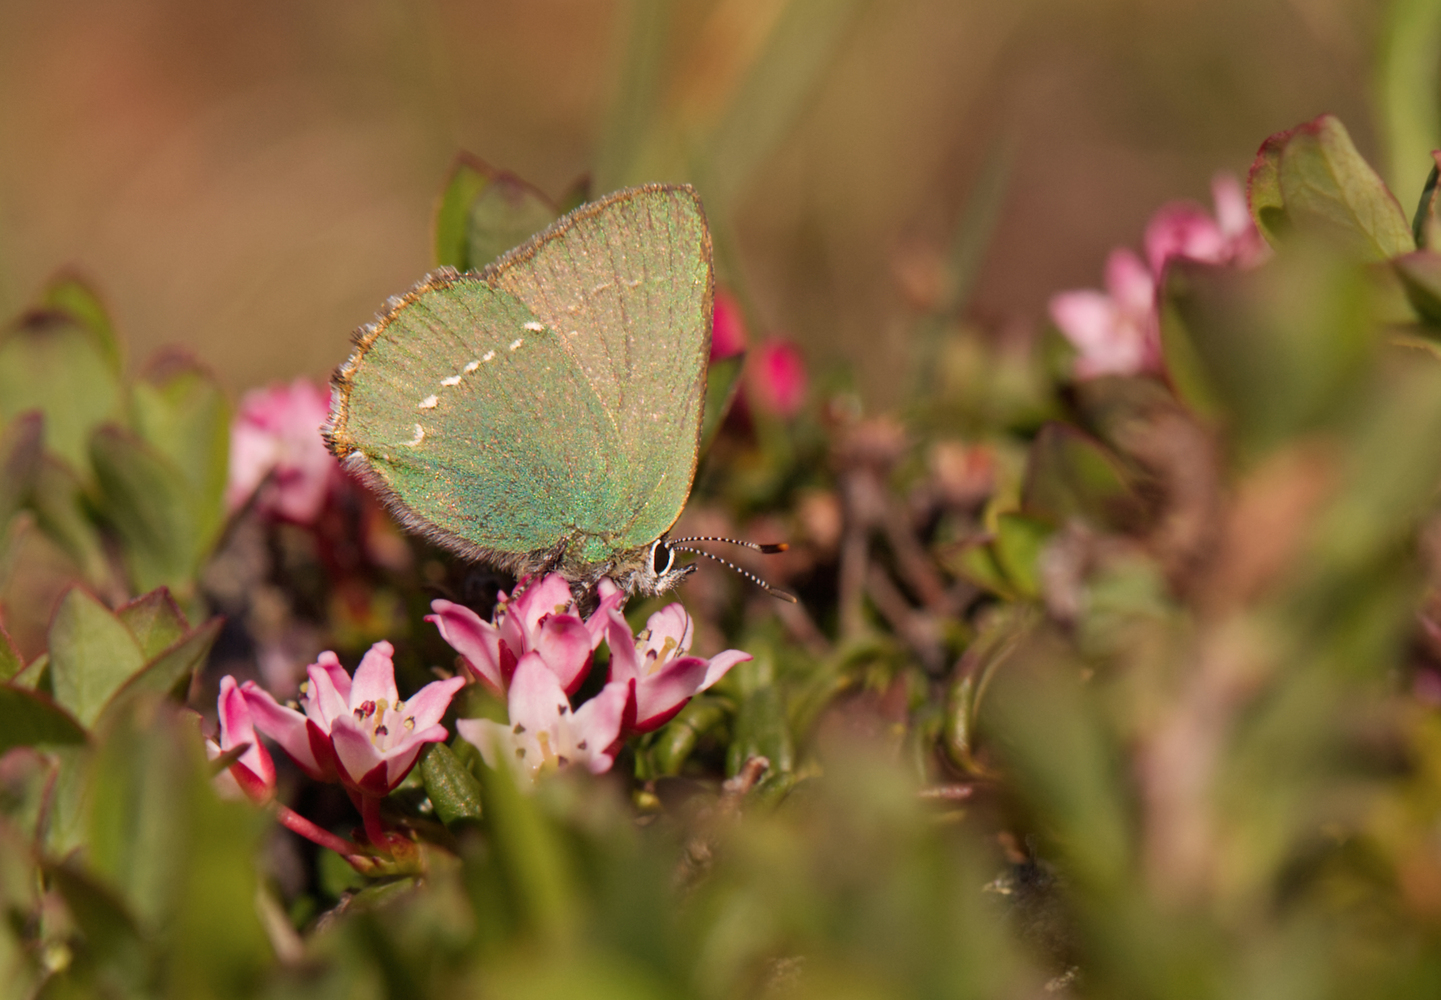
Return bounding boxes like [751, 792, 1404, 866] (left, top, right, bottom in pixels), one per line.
[491, 185, 713, 557]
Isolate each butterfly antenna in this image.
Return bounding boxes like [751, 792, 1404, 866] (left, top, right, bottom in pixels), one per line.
[672, 545, 797, 603]
[671, 535, 790, 554]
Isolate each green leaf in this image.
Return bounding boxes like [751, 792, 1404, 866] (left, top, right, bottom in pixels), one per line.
[115, 588, 189, 660]
[129, 355, 230, 553]
[45, 862, 148, 984]
[0, 624, 20, 681]
[992, 513, 1053, 599]
[29, 455, 112, 590]
[9, 652, 46, 691]
[89, 425, 201, 597]
[476, 751, 577, 943]
[943, 604, 1039, 774]
[0, 412, 42, 532]
[48, 587, 146, 728]
[1248, 127, 1289, 245]
[652, 694, 729, 776]
[1162, 249, 1375, 458]
[979, 626, 1132, 890]
[726, 656, 794, 793]
[941, 538, 1019, 600]
[700, 352, 744, 453]
[0, 310, 123, 476]
[433, 154, 558, 272]
[0, 687, 85, 751]
[1378, 0, 1441, 212]
[1260, 114, 1415, 261]
[1412, 154, 1441, 248]
[1395, 250, 1441, 326]
[87, 696, 188, 928]
[706, 0, 867, 208]
[1021, 423, 1137, 528]
[419, 742, 484, 831]
[39, 273, 121, 374]
[166, 714, 272, 995]
[435, 155, 492, 270]
[99, 618, 221, 724]
[467, 174, 559, 273]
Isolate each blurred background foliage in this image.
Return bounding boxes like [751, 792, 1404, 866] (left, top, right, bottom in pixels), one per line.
[0, 0, 1397, 403]
[5, 1, 1441, 999]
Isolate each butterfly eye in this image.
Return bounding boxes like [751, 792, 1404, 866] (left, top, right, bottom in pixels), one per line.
[652, 542, 675, 575]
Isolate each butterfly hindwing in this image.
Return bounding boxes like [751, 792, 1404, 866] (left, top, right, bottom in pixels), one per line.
[331, 275, 624, 561]
[328, 184, 713, 573]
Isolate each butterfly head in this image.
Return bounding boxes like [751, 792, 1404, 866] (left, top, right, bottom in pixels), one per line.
[598, 538, 694, 597]
[616, 538, 696, 597]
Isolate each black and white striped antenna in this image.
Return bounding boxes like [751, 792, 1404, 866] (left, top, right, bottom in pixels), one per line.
[669, 536, 797, 603]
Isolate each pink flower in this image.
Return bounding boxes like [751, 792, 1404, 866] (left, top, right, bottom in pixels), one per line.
[711, 288, 749, 360]
[456, 653, 628, 787]
[750, 339, 808, 418]
[206, 675, 277, 803]
[605, 603, 751, 733]
[427, 574, 620, 697]
[227, 378, 340, 524]
[1144, 173, 1268, 276]
[1049, 248, 1160, 379]
[241, 640, 465, 800]
[1050, 173, 1267, 380]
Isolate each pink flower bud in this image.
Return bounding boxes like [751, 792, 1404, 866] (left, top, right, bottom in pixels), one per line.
[208, 675, 277, 803]
[750, 339, 808, 418]
[711, 288, 749, 360]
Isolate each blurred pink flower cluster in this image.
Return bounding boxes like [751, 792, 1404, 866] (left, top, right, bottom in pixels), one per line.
[429, 573, 750, 786]
[1049, 173, 1268, 380]
[711, 287, 809, 420]
[227, 378, 342, 523]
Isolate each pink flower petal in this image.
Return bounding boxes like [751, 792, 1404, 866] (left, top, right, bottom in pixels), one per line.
[1103, 248, 1154, 316]
[507, 652, 571, 732]
[571, 681, 628, 773]
[631, 655, 710, 732]
[1144, 201, 1226, 275]
[240, 682, 326, 779]
[396, 675, 467, 731]
[428, 599, 506, 692]
[455, 718, 511, 772]
[227, 379, 338, 524]
[700, 648, 752, 690]
[533, 614, 594, 695]
[585, 578, 624, 649]
[218, 675, 275, 792]
[329, 713, 385, 792]
[379, 737, 436, 791]
[1050, 291, 1118, 353]
[645, 602, 688, 651]
[513, 574, 576, 642]
[605, 610, 644, 684]
[305, 656, 351, 730]
[1211, 172, 1250, 239]
[349, 640, 399, 710]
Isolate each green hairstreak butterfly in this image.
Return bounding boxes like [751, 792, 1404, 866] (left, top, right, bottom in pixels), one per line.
[324, 184, 713, 596]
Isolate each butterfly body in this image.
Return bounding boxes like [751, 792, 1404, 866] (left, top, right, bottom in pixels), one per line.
[324, 185, 712, 596]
